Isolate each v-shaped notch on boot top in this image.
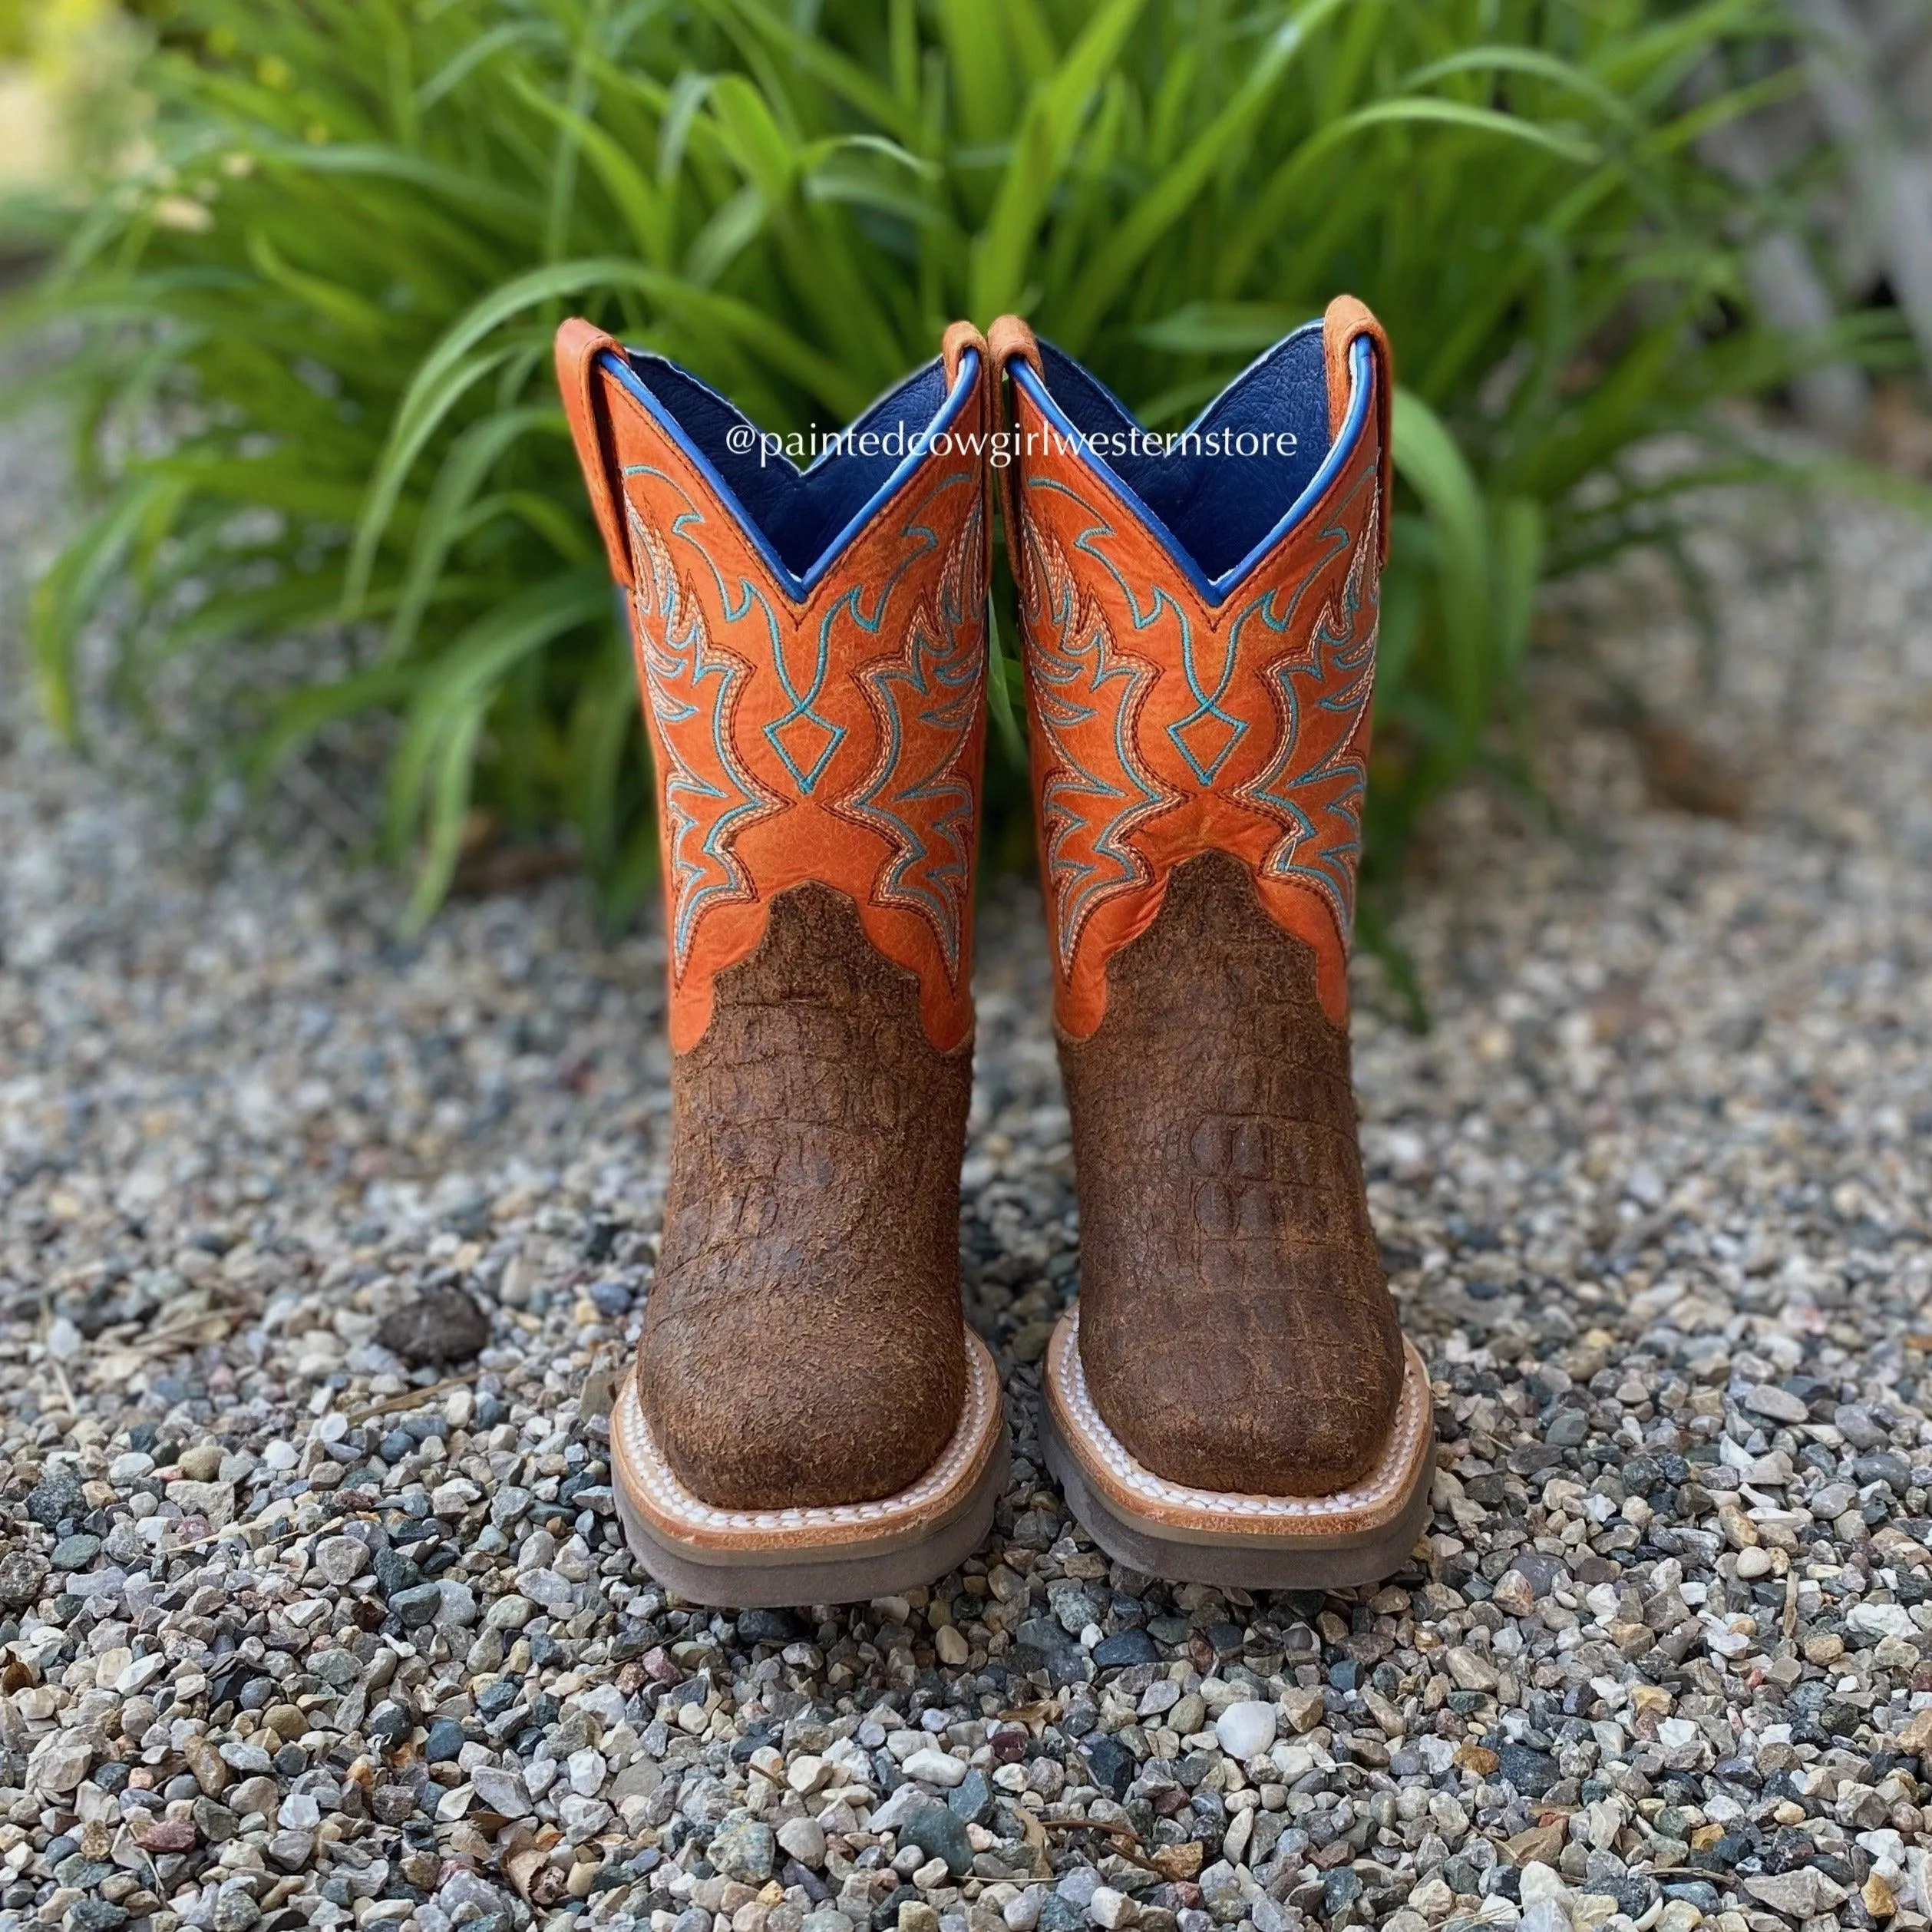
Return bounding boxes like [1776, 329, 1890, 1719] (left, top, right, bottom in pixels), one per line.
[992, 299, 1393, 1036]
[1003, 323, 1376, 603]
[597, 345, 980, 597]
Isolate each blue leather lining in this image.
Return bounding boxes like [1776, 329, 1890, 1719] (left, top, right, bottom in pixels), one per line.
[1011, 327, 1374, 607]
[598, 348, 979, 597]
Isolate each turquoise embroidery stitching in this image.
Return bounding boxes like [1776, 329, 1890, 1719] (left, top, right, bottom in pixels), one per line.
[847, 496, 985, 977]
[1165, 603, 1247, 784]
[624, 499, 775, 971]
[623, 446, 990, 976]
[757, 468, 959, 795]
[1025, 479, 1247, 787]
[1020, 488, 1174, 975]
[764, 611, 846, 794]
[1236, 474, 1379, 943]
[625, 457, 842, 793]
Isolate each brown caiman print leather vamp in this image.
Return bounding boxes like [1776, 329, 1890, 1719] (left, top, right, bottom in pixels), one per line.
[991, 299, 1432, 1587]
[557, 319, 1007, 1606]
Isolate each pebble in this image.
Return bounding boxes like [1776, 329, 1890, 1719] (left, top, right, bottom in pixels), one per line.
[424, 1718, 465, 1762]
[901, 1747, 969, 1788]
[710, 1813, 776, 1884]
[948, 1765, 994, 1825]
[389, 1580, 443, 1627]
[313, 1534, 368, 1584]
[1092, 1627, 1161, 1670]
[471, 1766, 531, 1817]
[776, 1816, 827, 1867]
[26, 1466, 84, 1528]
[0, 1548, 48, 1606]
[182, 1735, 229, 1796]
[895, 1798, 975, 1878]
[375, 1283, 493, 1364]
[28, 1738, 92, 1794]
[1211, 1699, 1276, 1759]
[1744, 1381, 1808, 1424]
[1745, 1868, 1848, 1917]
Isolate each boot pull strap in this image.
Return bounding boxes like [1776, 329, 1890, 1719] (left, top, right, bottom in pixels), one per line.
[941, 320, 996, 591]
[987, 313, 1042, 379]
[941, 321, 995, 502]
[1322, 296, 1393, 566]
[986, 315, 1043, 609]
[940, 319, 989, 391]
[555, 318, 634, 589]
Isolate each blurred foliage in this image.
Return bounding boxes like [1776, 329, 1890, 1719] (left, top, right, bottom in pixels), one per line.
[8, 0, 1907, 937]
[0, 0, 153, 200]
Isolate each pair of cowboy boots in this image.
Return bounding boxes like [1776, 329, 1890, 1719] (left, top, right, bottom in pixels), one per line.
[556, 300, 1433, 1609]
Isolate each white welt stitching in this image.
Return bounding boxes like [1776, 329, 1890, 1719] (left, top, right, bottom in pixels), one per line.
[1049, 1308, 1427, 1522]
[616, 1331, 996, 1537]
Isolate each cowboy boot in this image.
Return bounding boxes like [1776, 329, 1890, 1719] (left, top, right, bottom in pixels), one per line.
[556, 320, 1007, 1606]
[991, 299, 1432, 1587]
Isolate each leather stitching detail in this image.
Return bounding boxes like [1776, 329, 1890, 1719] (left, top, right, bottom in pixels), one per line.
[616, 1329, 999, 1545]
[1048, 1310, 1431, 1529]
[839, 487, 987, 982]
[626, 498, 784, 975]
[1018, 506, 1178, 976]
[1234, 473, 1379, 946]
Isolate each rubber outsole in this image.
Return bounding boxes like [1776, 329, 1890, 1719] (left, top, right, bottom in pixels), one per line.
[1040, 1308, 1435, 1589]
[614, 1433, 1007, 1608]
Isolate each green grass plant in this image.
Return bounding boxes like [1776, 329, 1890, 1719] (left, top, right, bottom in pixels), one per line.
[12, 0, 1891, 935]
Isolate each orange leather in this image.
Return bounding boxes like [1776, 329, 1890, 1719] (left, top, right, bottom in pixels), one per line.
[1322, 296, 1392, 565]
[558, 322, 992, 1055]
[554, 319, 634, 589]
[993, 300, 1387, 1037]
[985, 315, 1042, 616]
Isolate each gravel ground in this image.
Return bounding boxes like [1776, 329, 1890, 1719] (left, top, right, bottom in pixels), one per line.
[2, 411, 1931, 1932]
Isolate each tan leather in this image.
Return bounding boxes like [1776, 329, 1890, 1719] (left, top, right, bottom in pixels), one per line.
[942, 319, 990, 384]
[642, 883, 972, 1509]
[1058, 852, 1403, 1495]
[987, 313, 1042, 378]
